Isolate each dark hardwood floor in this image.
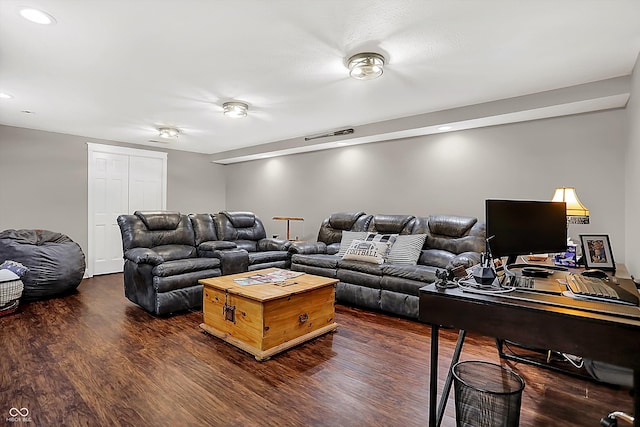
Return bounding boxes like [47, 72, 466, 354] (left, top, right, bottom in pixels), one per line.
[1, 274, 633, 426]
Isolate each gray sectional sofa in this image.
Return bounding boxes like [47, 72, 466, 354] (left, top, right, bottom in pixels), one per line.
[117, 210, 484, 319]
[289, 212, 485, 319]
[117, 210, 290, 316]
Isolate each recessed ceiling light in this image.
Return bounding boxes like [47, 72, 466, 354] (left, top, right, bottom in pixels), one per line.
[0, 92, 13, 99]
[438, 126, 452, 131]
[158, 127, 180, 139]
[19, 8, 57, 25]
[223, 101, 249, 118]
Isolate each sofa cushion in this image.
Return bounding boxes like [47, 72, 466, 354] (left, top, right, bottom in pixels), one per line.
[235, 240, 259, 252]
[223, 211, 256, 228]
[337, 258, 384, 276]
[328, 211, 366, 230]
[248, 251, 289, 265]
[292, 254, 340, 269]
[418, 249, 455, 268]
[369, 214, 415, 234]
[135, 211, 182, 231]
[342, 239, 392, 264]
[189, 213, 218, 245]
[198, 241, 237, 251]
[428, 215, 477, 237]
[382, 264, 438, 283]
[153, 244, 197, 262]
[387, 234, 426, 265]
[336, 231, 368, 257]
[151, 258, 221, 277]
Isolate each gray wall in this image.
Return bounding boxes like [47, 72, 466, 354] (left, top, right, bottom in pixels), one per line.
[0, 125, 226, 257]
[225, 109, 629, 265]
[626, 53, 640, 278]
[1, 99, 635, 276]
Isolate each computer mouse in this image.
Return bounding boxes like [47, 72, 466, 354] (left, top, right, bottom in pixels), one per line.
[581, 269, 609, 279]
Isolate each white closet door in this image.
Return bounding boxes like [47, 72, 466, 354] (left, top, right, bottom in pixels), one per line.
[129, 156, 165, 212]
[88, 144, 167, 277]
[91, 151, 129, 275]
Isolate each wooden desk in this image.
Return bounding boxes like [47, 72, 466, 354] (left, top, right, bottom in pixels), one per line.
[419, 270, 640, 427]
[272, 216, 304, 240]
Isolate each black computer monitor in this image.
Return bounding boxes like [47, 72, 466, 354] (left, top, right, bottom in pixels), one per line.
[486, 199, 567, 265]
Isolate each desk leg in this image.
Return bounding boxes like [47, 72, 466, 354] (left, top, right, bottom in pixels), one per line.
[429, 325, 439, 427]
[634, 369, 639, 427]
[436, 330, 466, 425]
[429, 326, 467, 427]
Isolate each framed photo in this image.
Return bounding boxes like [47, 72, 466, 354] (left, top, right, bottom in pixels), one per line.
[579, 234, 615, 270]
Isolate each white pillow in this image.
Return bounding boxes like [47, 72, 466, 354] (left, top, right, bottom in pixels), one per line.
[387, 234, 427, 265]
[336, 231, 368, 257]
[342, 239, 392, 264]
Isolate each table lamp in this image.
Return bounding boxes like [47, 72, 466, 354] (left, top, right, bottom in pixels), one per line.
[552, 187, 590, 224]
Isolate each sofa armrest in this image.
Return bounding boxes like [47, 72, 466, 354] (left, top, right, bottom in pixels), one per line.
[124, 248, 164, 265]
[212, 248, 249, 275]
[447, 251, 481, 269]
[288, 241, 327, 255]
[199, 240, 237, 251]
[258, 238, 291, 251]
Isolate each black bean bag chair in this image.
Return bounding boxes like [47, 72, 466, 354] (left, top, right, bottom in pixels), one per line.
[0, 229, 86, 301]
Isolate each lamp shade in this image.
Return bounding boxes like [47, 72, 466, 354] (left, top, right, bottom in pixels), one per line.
[552, 187, 589, 223]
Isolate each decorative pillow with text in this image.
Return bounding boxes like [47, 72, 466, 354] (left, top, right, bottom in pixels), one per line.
[342, 239, 392, 264]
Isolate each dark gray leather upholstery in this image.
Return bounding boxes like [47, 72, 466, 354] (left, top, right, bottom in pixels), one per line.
[290, 212, 485, 319]
[215, 211, 291, 270]
[118, 211, 221, 316]
[290, 212, 373, 256]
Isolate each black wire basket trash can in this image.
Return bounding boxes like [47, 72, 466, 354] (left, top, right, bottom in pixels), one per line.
[452, 361, 525, 427]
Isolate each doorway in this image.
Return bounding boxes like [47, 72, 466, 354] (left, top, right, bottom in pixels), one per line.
[87, 143, 167, 277]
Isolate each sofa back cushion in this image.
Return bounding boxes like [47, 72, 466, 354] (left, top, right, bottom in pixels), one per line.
[215, 211, 267, 242]
[118, 211, 196, 251]
[189, 213, 219, 246]
[317, 212, 373, 245]
[412, 215, 485, 255]
[368, 214, 416, 235]
[136, 211, 181, 231]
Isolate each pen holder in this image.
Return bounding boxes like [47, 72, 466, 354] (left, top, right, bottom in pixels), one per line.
[473, 266, 497, 286]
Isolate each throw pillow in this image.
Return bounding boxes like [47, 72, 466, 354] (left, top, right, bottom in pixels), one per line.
[387, 234, 427, 265]
[342, 239, 392, 264]
[364, 232, 398, 260]
[0, 260, 29, 278]
[336, 231, 368, 257]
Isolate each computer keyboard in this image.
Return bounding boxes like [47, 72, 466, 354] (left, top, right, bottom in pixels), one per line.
[566, 274, 639, 306]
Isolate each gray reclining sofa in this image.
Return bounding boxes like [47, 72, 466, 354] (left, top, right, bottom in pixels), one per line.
[117, 210, 290, 316]
[289, 212, 485, 319]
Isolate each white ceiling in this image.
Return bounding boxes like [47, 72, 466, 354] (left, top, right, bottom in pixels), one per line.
[1, 1, 640, 157]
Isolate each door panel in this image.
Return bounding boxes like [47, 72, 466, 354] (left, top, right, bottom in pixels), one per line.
[92, 151, 129, 275]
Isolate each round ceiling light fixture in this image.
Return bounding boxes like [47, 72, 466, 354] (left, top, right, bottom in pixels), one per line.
[223, 101, 249, 118]
[19, 8, 57, 25]
[347, 52, 385, 80]
[158, 127, 180, 139]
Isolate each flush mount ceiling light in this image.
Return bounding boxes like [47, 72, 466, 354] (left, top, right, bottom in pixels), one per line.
[223, 101, 249, 118]
[347, 52, 385, 80]
[0, 92, 13, 99]
[19, 8, 57, 25]
[158, 127, 180, 139]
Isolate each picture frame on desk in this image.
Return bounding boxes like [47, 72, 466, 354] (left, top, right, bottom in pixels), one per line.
[579, 234, 615, 270]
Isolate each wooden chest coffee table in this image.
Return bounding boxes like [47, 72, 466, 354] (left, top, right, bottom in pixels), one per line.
[199, 268, 338, 361]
